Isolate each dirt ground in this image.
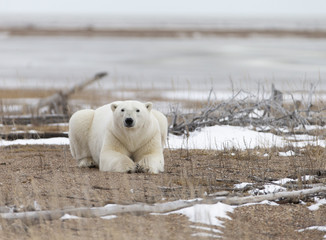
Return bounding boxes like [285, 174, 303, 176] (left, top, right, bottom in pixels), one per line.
[0, 145, 325, 239]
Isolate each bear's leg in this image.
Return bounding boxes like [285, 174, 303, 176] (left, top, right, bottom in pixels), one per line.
[78, 157, 97, 168]
[100, 150, 136, 173]
[137, 152, 164, 174]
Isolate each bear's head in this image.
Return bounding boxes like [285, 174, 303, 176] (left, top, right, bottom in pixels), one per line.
[111, 101, 153, 129]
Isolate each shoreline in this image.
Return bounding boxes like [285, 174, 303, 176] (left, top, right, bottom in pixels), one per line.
[1, 27, 326, 38]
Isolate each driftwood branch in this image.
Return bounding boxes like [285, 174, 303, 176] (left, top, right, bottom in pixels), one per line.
[169, 84, 326, 136]
[0, 132, 68, 140]
[0, 115, 69, 126]
[32, 72, 108, 115]
[1, 186, 325, 222]
[223, 186, 326, 205]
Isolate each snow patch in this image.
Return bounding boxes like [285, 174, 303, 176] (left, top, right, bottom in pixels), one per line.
[308, 198, 326, 211]
[101, 215, 117, 220]
[33, 201, 41, 211]
[248, 109, 265, 119]
[168, 125, 285, 150]
[249, 184, 286, 195]
[190, 225, 222, 234]
[191, 232, 221, 238]
[297, 225, 326, 239]
[278, 150, 295, 157]
[297, 226, 326, 232]
[0, 137, 69, 147]
[168, 202, 235, 227]
[241, 200, 279, 207]
[234, 182, 253, 189]
[60, 214, 80, 220]
[272, 178, 295, 185]
[301, 175, 316, 181]
[168, 125, 326, 150]
[272, 175, 315, 185]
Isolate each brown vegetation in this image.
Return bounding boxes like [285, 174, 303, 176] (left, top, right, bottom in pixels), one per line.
[0, 145, 325, 239]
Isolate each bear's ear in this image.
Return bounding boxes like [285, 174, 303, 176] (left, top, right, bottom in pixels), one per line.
[145, 102, 153, 112]
[111, 103, 118, 112]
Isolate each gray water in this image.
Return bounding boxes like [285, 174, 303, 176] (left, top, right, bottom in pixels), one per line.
[0, 34, 325, 93]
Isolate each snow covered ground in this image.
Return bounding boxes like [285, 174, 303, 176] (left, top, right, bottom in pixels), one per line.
[0, 137, 69, 147]
[1, 125, 324, 149]
[168, 125, 325, 150]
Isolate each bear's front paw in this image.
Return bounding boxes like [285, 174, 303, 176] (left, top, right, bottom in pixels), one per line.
[116, 159, 137, 173]
[78, 157, 96, 168]
[100, 154, 136, 173]
[138, 155, 163, 174]
[133, 164, 148, 173]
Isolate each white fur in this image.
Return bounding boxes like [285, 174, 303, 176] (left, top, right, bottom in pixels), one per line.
[69, 100, 167, 174]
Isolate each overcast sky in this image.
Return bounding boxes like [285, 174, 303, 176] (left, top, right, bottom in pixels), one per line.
[0, 0, 326, 16]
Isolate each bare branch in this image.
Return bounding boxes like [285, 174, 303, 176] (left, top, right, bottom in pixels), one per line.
[169, 86, 326, 136]
[1, 187, 325, 222]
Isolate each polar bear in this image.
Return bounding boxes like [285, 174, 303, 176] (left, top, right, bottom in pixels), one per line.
[69, 100, 168, 174]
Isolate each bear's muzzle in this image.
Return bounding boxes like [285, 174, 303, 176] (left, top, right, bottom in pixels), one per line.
[124, 118, 135, 128]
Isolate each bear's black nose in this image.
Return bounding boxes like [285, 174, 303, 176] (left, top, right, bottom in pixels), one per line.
[124, 118, 134, 127]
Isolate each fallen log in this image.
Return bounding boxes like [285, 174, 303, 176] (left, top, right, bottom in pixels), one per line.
[1, 186, 325, 222]
[0, 132, 68, 140]
[0, 115, 69, 125]
[0, 199, 210, 222]
[222, 186, 326, 205]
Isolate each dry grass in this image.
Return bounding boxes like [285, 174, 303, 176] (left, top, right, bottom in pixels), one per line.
[0, 145, 325, 239]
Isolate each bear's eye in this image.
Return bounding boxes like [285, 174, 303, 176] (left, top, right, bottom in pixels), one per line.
[136, 109, 140, 113]
[121, 109, 125, 112]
